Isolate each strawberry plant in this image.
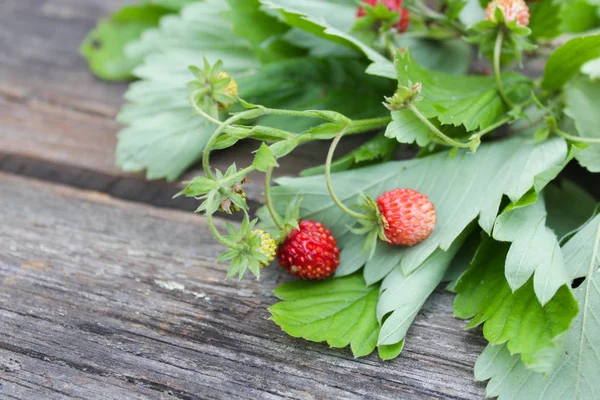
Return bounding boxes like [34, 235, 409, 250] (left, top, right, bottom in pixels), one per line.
[83, 0, 600, 397]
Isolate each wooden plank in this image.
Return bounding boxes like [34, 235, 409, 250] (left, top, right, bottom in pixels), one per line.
[0, 0, 371, 213]
[0, 173, 487, 399]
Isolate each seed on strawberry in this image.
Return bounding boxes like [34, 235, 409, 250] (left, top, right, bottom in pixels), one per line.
[356, 0, 410, 33]
[377, 188, 436, 246]
[277, 220, 340, 280]
[485, 0, 530, 26]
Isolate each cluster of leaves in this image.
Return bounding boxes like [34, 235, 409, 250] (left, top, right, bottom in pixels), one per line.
[82, 0, 600, 398]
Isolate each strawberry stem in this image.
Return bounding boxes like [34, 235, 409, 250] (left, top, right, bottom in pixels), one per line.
[202, 109, 264, 180]
[493, 30, 516, 108]
[408, 104, 480, 149]
[554, 128, 600, 144]
[264, 166, 286, 230]
[325, 126, 373, 221]
[206, 194, 244, 250]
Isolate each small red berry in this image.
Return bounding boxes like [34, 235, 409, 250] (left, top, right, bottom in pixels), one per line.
[277, 220, 340, 280]
[357, 0, 410, 33]
[485, 0, 530, 27]
[377, 188, 436, 246]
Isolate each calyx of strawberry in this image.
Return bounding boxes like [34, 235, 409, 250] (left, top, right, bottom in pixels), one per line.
[384, 82, 422, 111]
[188, 58, 239, 113]
[348, 193, 390, 259]
[466, 2, 536, 65]
[217, 215, 276, 280]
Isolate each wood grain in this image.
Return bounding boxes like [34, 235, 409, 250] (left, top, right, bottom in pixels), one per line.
[0, 0, 372, 213]
[0, 173, 487, 399]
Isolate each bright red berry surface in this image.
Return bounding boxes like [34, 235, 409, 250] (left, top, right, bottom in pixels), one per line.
[356, 0, 410, 33]
[277, 220, 340, 280]
[377, 188, 436, 246]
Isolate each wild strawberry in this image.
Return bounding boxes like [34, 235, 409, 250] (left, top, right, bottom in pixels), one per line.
[485, 0, 530, 26]
[254, 229, 277, 268]
[277, 220, 340, 280]
[377, 188, 436, 246]
[357, 0, 410, 33]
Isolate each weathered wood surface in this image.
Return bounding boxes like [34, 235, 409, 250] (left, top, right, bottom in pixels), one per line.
[0, 0, 370, 212]
[0, 173, 487, 399]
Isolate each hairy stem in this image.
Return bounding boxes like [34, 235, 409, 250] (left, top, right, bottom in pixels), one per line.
[471, 117, 511, 139]
[494, 30, 515, 108]
[325, 127, 372, 221]
[206, 194, 243, 250]
[202, 110, 261, 180]
[264, 166, 285, 231]
[408, 104, 476, 148]
[554, 128, 600, 144]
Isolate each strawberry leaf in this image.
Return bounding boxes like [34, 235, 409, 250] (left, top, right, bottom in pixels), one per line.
[268, 137, 568, 280]
[492, 194, 568, 305]
[394, 49, 531, 131]
[565, 78, 600, 172]
[475, 215, 600, 399]
[270, 274, 381, 358]
[545, 180, 598, 240]
[259, 0, 396, 79]
[528, 0, 563, 39]
[454, 236, 579, 374]
[116, 0, 392, 180]
[80, 3, 174, 81]
[377, 235, 466, 346]
[542, 34, 600, 91]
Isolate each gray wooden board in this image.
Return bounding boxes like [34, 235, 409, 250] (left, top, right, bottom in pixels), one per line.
[0, 173, 487, 399]
[0, 0, 376, 213]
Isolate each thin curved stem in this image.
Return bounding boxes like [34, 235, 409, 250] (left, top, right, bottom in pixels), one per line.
[202, 110, 260, 180]
[554, 128, 600, 144]
[471, 117, 511, 139]
[325, 127, 372, 221]
[206, 195, 243, 250]
[264, 166, 285, 231]
[408, 104, 475, 148]
[347, 116, 392, 134]
[494, 30, 515, 108]
[219, 166, 256, 187]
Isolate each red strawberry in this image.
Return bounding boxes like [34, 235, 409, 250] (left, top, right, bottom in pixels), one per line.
[377, 188, 436, 246]
[484, 0, 530, 26]
[357, 0, 410, 33]
[277, 220, 340, 280]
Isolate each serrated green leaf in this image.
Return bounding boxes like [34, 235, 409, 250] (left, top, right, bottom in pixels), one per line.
[395, 49, 531, 131]
[116, 0, 260, 181]
[493, 194, 568, 305]
[378, 341, 404, 361]
[259, 0, 396, 79]
[269, 137, 568, 279]
[384, 109, 433, 146]
[475, 216, 600, 399]
[565, 78, 600, 172]
[377, 235, 465, 346]
[270, 274, 381, 357]
[454, 236, 578, 374]
[545, 180, 598, 240]
[80, 4, 173, 81]
[116, 0, 391, 180]
[528, 0, 563, 39]
[253, 143, 279, 172]
[336, 235, 372, 277]
[542, 34, 600, 91]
